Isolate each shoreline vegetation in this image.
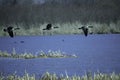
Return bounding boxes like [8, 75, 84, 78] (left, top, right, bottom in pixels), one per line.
[0, 50, 77, 59]
[1, 22, 120, 37]
[0, 72, 120, 80]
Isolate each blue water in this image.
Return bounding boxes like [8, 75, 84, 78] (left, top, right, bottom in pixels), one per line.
[0, 34, 120, 78]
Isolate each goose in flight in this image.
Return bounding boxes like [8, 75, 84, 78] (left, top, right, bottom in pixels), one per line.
[43, 23, 59, 30]
[78, 25, 93, 36]
[3, 26, 20, 38]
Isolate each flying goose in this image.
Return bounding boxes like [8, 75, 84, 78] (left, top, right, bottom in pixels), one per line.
[3, 26, 20, 38]
[43, 23, 59, 30]
[78, 25, 93, 36]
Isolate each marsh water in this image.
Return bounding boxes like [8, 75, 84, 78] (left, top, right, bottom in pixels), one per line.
[0, 34, 120, 77]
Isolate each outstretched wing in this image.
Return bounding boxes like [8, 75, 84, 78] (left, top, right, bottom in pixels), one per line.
[14, 27, 20, 30]
[43, 28, 47, 30]
[53, 26, 59, 28]
[8, 31, 14, 38]
[88, 26, 93, 28]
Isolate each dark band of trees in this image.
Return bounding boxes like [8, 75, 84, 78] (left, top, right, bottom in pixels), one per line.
[0, 0, 120, 29]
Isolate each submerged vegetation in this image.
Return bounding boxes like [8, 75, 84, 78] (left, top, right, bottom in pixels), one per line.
[0, 72, 120, 80]
[0, 50, 77, 59]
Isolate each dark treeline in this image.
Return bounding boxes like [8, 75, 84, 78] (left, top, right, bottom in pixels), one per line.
[0, 0, 120, 28]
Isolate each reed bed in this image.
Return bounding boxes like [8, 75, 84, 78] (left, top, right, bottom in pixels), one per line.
[0, 72, 120, 80]
[0, 21, 120, 37]
[0, 50, 77, 59]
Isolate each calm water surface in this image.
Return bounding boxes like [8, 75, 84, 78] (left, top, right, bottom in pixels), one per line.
[0, 34, 120, 77]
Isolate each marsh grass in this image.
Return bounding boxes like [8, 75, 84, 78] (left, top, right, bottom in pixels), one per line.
[0, 72, 35, 80]
[1, 21, 120, 37]
[0, 72, 120, 80]
[0, 49, 77, 59]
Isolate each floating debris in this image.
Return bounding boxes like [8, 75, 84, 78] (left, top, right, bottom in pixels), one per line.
[20, 41, 24, 43]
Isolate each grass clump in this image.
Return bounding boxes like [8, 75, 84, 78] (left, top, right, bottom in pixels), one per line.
[41, 72, 120, 80]
[41, 72, 58, 80]
[0, 51, 11, 57]
[0, 72, 35, 80]
[0, 50, 77, 59]
[0, 72, 120, 80]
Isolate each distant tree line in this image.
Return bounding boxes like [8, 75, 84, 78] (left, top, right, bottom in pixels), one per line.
[0, 0, 120, 28]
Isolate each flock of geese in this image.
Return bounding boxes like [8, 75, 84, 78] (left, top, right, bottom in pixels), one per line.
[3, 24, 93, 38]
